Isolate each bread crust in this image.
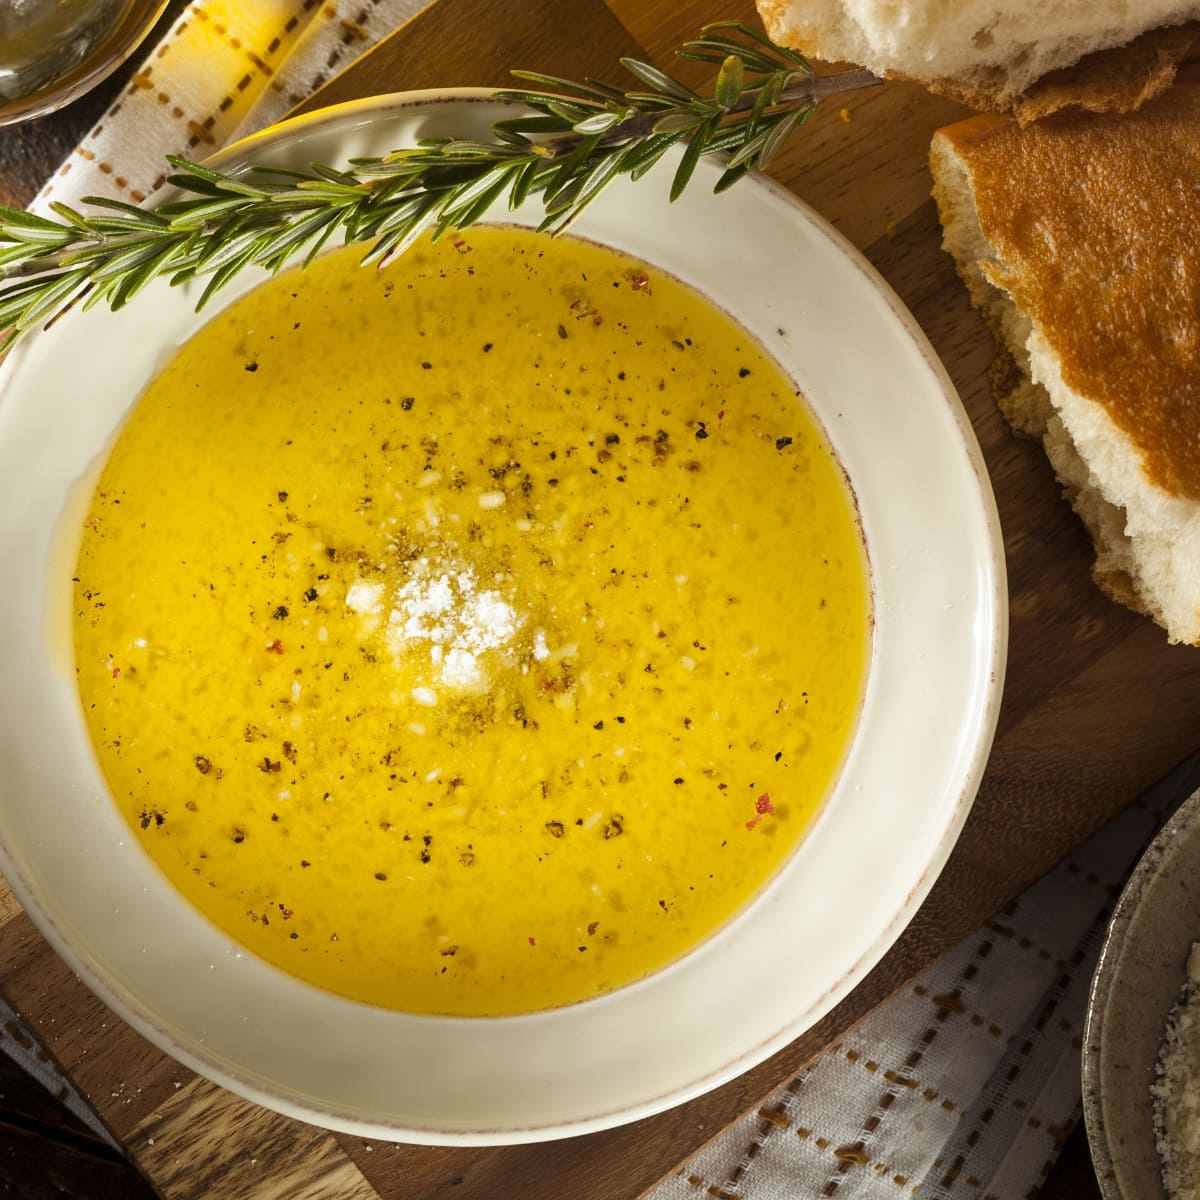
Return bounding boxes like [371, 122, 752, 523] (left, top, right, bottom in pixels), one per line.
[937, 21, 1200, 122]
[932, 79, 1200, 641]
[936, 83, 1200, 501]
[756, 1, 1200, 119]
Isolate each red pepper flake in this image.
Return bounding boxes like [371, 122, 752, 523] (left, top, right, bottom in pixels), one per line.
[266, 639, 284, 654]
[278, 904, 294, 919]
[528, 936, 536, 946]
[746, 792, 775, 831]
[569, 299, 603, 325]
[630, 272, 650, 291]
[111, 666, 121, 679]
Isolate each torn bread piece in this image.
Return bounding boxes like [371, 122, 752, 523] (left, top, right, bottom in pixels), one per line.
[757, 0, 1200, 117]
[930, 78, 1200, 642]
[1003, 21, 1200, 124]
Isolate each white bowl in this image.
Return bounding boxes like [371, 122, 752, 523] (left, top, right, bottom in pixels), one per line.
[0, 90, 1006, 1143]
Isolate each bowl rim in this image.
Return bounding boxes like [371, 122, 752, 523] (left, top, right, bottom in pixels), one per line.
[0, 87, 1008, 1143]
[1082, 784, 1200, 1198]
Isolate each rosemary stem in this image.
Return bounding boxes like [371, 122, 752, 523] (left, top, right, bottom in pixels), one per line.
[805, 68, 880, 100]
[0, 23, 876, 347]
[537, 67, 882, 158]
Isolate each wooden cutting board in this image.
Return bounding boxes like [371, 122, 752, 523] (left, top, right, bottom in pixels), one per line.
[4, 0, 1200, 1196]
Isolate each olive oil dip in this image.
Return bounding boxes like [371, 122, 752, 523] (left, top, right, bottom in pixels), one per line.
[73, 227, 869, 1015]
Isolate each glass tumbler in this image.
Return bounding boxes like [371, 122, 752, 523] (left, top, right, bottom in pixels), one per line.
[0, 0, 169, 125]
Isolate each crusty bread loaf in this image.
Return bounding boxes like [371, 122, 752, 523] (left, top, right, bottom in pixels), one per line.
[930, 77, 1200, 643]
[757, 0, 1200, 116]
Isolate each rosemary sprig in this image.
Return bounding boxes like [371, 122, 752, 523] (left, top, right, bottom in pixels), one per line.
[0, 22, 877, 349]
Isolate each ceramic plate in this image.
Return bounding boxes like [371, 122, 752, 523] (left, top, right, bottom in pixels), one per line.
[0, 91, 1006, 1143]
[1084, 786, 1200, 1198]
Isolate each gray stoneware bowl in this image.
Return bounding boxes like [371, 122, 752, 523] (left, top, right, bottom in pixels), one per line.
[1083, 786, 1200, 1198]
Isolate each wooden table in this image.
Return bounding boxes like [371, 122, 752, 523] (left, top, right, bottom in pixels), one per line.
[2, 0, 1199, 1196]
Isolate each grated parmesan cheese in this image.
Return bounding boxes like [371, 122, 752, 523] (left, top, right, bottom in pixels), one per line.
[345, 552, 524, 697]
[345, 580, 384, 616]
[1155, 944, 1200, 1195]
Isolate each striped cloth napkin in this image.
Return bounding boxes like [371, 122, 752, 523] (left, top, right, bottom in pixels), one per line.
[28, 0, 429, 217]
[4, 2, 1193, 1195]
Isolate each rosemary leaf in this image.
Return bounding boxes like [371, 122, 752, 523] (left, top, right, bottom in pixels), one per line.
[308, 162, 365, 187]
[437, 159, 521, 219]
[437, 169, 518, 232]
[196, 244, 264, 309]
[102, 241, 186, 309]
[71, 197, 171, 226]
[543, 149, 624, 224]
[670, 113, 718, 202]
[618, 58, 700, 103]
[509, 156, 544, 209]
[2, 222, 76, 248]
[507, 69, 623, 104]
[87, 238, 183, 282]
[0, 243, 41, 268]
[488, 110, 574, 133]
[0, 207, 67, 233]
[166, 157, 272, 196]
[652, 111, 703, 135]
[760, 107, 812, 169]
[573, 110, 625, 135]
[300, 211, 344, 268]
[157, 197, 258, 227]
[713, 163, 753, 195]
[620, 132, 679, 181]
[362, 201, 440, 265]
[10, 268, 90, 327]
[256, 209, 344, 265]
[714, 55, 745, 110]
[578, 77, 631, 102]
[701, 19, 812, 67]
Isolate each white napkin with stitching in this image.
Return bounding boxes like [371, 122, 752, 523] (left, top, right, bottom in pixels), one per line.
[647, 759, 1200, 1199]
[5, 3, 1187, 1195]
[29, 0, 429, 218]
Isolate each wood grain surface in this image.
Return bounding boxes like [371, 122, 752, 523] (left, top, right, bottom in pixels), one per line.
[2, 0, 1199, 1197]
[0, 1012, 157, 1199]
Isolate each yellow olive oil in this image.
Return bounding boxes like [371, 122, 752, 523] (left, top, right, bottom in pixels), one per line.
[73, 227, 868, 1015]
